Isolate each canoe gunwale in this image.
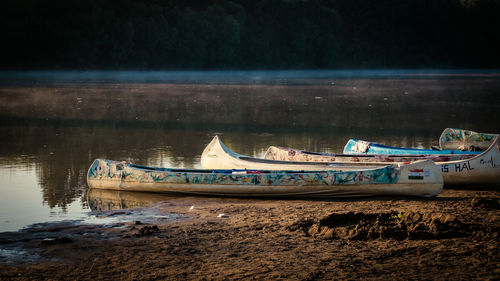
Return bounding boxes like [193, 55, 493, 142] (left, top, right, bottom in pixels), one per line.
[265, 146, 478, 161]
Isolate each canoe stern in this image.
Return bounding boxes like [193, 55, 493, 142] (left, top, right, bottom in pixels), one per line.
[87, 159, 124, 190]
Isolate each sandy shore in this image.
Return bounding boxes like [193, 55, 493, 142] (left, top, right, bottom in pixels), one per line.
[0, 188, 498, 280]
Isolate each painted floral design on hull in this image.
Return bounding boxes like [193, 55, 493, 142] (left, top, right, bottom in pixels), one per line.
[88, 159, 399, 187]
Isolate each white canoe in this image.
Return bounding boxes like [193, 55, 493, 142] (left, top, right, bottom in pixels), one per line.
[199, 136, 443, 197]
[439, 128, 497, 151]
[437, 135, 500, 185]
[202, 136, 387, 171]
[87, 157, 442, 198]
[264, 135, 500, 186]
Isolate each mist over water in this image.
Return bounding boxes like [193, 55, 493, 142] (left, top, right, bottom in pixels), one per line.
[0, 70, 499, 231]
[1, 69, 500, 85]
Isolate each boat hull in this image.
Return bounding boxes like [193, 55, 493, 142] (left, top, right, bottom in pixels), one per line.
[437, 137, 500, 185]
[88, 157, 443, 198]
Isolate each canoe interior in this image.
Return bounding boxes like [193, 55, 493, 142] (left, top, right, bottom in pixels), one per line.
[439, 128, 497, 150]
[201, 135, 391, 171]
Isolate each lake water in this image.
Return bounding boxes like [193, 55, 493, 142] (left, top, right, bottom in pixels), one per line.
[1, 70, 499, 232]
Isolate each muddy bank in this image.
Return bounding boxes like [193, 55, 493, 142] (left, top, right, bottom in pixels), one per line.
[0, 189, 499, 280]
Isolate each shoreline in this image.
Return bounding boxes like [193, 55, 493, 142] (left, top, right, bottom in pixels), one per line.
[1, 188, 498, 280]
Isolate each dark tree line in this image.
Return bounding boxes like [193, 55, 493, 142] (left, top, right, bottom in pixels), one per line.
[1, 0, 499, 69]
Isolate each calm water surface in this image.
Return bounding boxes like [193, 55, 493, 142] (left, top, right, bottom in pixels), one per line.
[1, 70, 499, 232]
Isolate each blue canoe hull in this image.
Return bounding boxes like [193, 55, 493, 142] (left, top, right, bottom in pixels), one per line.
[343, 139, 482, 155]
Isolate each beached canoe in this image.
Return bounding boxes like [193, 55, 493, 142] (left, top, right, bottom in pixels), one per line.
[87, 159, 442, 198]
[265, 136, 500, 186]
[439, 128, 497, 151]
[201, 136, 387, 171]
[197, 135, 442, 197]
[87, 138, 443, 197]
[341, 136, 500, 185]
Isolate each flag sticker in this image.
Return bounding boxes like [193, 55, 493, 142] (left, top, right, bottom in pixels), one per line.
[424, 169, 431, 178]
[408, 169, 424, 180]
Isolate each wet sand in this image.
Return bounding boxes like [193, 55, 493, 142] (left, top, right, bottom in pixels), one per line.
[0, 188, 498, 280]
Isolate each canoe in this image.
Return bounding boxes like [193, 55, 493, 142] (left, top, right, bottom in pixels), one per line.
[436, 136, 500, 185]
[264, 136, 500, 186]
[86, 136, 443, 198]
[196, 136, 443, 197]
[201, 136, 388, 171]
[264, 137, 500, 186]
[87, 158, 442, 197]
[439, 128, 497, 151]
[346, 135, 500, 185]
[343, 139, 481, 155]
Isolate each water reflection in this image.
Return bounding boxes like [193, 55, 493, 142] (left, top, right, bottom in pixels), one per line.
[0, 125, 441, 211]
[87, 189, 178, 211]
[0, 74, 499, 230]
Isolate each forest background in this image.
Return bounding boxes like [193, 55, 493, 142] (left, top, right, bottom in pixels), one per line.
[1, 0, 499, 70]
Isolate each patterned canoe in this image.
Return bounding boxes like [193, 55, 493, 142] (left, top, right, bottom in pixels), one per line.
[196, 136, 442, 197]
[87, 144, 443, 198]
[439, 128, 497, 151]
[268, 136, 499, 186]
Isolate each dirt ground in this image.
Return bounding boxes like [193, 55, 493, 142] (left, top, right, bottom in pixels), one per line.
[0, 188, 499, 280]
